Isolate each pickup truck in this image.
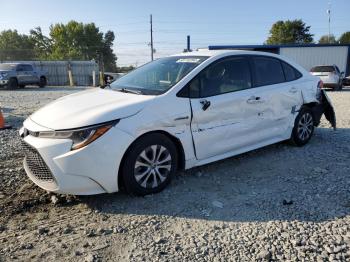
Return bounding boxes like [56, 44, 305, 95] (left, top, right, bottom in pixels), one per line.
[0, 63, 47, 89]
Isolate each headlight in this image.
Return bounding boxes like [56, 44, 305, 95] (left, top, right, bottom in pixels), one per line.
[37, 120, 118, 150]
[0, 72, 8, 79]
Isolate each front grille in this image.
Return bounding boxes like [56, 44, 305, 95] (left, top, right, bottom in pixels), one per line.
[21, 141, 55, 183]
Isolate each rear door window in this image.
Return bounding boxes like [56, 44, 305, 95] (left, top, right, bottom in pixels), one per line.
[252, 56, 285, 86]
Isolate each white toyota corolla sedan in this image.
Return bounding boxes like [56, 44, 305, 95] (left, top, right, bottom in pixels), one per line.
[20, 50, 336, 196]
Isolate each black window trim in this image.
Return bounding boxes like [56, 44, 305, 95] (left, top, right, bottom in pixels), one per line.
[176, 54, 303, 98]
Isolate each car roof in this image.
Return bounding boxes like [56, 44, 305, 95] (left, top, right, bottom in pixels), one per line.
[170, 48, 309, 76]
[172, 49, 282, 58]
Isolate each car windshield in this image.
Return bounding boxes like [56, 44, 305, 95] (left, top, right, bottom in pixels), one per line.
[0, 64, 16, 70]
[310, 66, 335, 72]
[110, 56, 209, 95]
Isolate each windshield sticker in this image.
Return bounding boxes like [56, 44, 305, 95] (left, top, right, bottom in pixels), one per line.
[176, 58, 202, 63]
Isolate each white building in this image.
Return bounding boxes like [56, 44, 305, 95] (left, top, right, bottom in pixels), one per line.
[208, 44, 350, 76]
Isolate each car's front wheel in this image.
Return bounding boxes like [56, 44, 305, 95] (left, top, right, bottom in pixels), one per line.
[39, 77, 47, 88]
[121, 133, 178, 196]
[290, 108, 315, 146]
[7, 78, 18, 89]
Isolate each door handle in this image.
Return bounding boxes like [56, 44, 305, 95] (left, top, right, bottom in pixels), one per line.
[247, 96, 262, 104]
[200, 99, 211, 111]
[174, 116, 189, 121]
[289, 87, 298, 93]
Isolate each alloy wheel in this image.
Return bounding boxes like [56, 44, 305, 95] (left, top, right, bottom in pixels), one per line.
[297, 112, 313, 141]
[134, 145, 172, 189]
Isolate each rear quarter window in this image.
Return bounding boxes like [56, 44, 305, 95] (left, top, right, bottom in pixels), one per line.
[282, 61, 302, 81]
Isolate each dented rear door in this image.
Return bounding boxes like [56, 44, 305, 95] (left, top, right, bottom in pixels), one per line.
[190, 88, 266, 160]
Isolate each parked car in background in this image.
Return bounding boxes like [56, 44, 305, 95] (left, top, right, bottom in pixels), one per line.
[20, 50, 336, 196]
[310, 65, 344, 90]
[103, 72, 124, 84]
[0, 63, 47, 89]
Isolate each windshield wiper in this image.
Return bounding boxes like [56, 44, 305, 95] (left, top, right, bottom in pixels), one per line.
[118, 88, 142, 95]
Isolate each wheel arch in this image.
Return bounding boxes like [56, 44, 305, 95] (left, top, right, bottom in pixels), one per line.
[117, 130, 186, 190]
[9, 76, 18, 82]
[301, 102, 319, 125]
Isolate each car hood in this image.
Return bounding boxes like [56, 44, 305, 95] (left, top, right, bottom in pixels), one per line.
[29, 88, 155, 130]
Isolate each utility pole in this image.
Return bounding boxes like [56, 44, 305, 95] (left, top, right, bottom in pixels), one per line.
[327, 1, 331, 43]
[150, 14, 154, 61]
[187, 35, 191, 52]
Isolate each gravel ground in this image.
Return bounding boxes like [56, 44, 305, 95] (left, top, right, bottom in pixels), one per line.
[0, 86, 350, 261]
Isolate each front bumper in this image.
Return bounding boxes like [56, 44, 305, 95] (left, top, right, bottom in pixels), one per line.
[20, 119, 135, 195]
[0, 79, 8, 85]
[311, 90, 336, 130]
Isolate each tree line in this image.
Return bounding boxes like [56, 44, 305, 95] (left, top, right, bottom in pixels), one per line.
[0, 21, 117, 72]
[266, 19, 350, 45]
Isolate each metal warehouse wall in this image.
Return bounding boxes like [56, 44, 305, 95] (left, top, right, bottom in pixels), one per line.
[280, 46, 349, 73]
[9, 61, 100, 86]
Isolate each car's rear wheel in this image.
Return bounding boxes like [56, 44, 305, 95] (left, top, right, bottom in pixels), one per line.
[290, 108, 315, 146]
[39, 77, 47, 88]
[7, 78, 18, 89]
[19, 84, 25, 89]
[121, 133, 178, 196]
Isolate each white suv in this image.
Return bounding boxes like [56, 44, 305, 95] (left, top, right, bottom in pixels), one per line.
[20, 50, 336, 196]
[310, 65, 344, 91]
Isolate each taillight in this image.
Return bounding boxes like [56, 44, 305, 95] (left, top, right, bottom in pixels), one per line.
[316, 81, 323, 101]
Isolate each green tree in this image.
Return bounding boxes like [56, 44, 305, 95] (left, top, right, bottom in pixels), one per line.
[318, 34, 337, 44]
[0, 21, 117, 70]
[0, 30, 35, 61]
[266, 19, 314, 45]
[338, 31, 350, 44]
[29, 27, 52, 59]
[48, 21, 117, 71]
[101, 31, 117, 72]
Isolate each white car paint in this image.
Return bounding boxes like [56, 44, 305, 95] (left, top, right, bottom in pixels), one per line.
[20, 50, 324, 195]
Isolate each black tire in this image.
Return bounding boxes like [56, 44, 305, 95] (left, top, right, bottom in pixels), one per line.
[290, 108, 315, 146]
[19, 84, 25, 89]
[39, 77, 47, 88]
[338, 83, 343, 91]
[7, 78, 18, 89]
[121, 133, 178, 196]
